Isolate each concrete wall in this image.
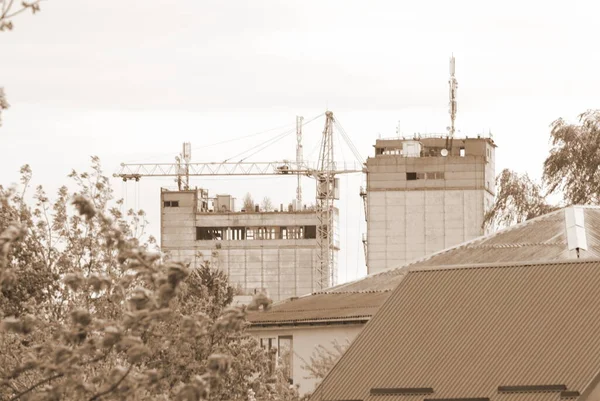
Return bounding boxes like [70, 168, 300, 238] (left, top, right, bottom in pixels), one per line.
[249, 324, 364, 396]
[160, 190, 335, 301]
[367, 189, 487, 273]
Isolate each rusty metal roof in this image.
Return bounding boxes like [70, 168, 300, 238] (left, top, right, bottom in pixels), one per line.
[248, 206, 600, 326]
[311, 259, 600, 401]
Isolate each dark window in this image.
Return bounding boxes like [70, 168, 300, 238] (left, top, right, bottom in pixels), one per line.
[304, 225, 317, 239]
[196, 227, 223, 241]
[406, 172, 417, 180]
[164, 200, 179, 207]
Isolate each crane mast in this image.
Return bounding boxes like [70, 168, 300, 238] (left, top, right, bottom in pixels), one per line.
[316, 111, 336, 288]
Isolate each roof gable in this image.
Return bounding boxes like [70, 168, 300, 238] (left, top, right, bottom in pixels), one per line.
[311, 259, 600, 401]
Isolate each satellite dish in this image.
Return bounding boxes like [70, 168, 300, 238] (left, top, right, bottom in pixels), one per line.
[441, 149, 449, 157]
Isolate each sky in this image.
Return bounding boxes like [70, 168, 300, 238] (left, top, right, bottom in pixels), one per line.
[1, 0, 599, 283]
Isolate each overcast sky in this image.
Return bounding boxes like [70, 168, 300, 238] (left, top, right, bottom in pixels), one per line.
[1, 0, 599, 283]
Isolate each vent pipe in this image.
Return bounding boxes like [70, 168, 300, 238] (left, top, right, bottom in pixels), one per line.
[565, 206, 587, 258]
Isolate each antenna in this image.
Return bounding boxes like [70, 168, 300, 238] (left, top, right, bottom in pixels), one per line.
[446, 54, 458, 151]
[296, 115, 304, 207]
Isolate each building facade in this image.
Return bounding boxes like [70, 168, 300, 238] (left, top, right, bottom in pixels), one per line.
[160, 188, 339, 301]
[365, 135, 496, 274]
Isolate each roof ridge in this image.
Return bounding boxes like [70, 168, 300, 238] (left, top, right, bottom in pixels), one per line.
[409, 256, 600, 273]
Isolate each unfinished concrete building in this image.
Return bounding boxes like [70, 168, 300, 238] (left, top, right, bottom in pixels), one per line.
[160, 188, 340, 302]
[364, 135, 496, 274]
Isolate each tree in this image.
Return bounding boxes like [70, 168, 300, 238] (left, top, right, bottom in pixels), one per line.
[486, 109, 600, 230]
[0, 0, 42, 31]
[301, 339, 350, 383]
[0, 159, 297, 401]
[0, 87, 8, 127]
[260, 197, 274, 212]
[242, 193, 254, 212]
[483, 169, 558, 230]
[543, 109, 600, 205]
[1, 0, 44, 126]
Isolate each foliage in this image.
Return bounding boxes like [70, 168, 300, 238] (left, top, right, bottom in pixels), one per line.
[260, 197, 273, 212]
[483, 169, 559, 230]
[0, 158, 298, 401]
[0, 87, 8, 127]
[543, 109, 600, 205]
[242, 193, 254, 212]
[486, 109, 600, 229]
[1, 0, 43, 127]
[301, 338, 350, 382]
[0, 0, 42, 32]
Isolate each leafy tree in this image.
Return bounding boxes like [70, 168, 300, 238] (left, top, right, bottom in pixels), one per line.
[543, 109, 600, 205]
[242, 193, 254, 212]
[0, 159, 297, 401]
[486, 109, 600, 229]
[483, 169, 558, 230]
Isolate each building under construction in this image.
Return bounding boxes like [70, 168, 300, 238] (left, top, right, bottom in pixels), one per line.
[160, 188, 339, 301]
[116, 112, 362, 302]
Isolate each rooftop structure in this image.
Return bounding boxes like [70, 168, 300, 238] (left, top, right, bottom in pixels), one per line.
[311, 257, 600, 401]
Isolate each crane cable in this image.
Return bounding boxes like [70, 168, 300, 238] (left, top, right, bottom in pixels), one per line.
[223, 112, 325, 163]
[334, 120, 365, 165]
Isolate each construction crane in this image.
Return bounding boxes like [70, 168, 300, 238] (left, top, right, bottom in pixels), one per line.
[446, 54, 458, 152]
[114, 111, 365, 289]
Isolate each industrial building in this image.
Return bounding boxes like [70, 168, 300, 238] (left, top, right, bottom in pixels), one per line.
[160, 187, 340, 302]
[363, 134, 496, 274]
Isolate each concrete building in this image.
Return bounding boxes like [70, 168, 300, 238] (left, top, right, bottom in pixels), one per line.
[160, 187, 339, 302]
[365, 135, 496, 274]
[248, 206, 600, 396]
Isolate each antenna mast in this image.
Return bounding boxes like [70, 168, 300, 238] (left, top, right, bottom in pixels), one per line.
[176, 142, 192, 190]
[296, 115, 304, 208]
[447, 54, 458, 151]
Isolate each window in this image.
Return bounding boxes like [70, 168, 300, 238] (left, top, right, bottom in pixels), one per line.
[406, 172, 417, 180]
[304, 225, 317, 239]
[196, 227, 224, 241]
[459, 147, 465, 157]
[416, 172, 426, 180]
[164, 200, 179, 207]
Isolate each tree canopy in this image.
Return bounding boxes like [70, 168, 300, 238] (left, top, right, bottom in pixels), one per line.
[0, 159, 297, 401]
[486, 109, 600, 229]
[543, 110, 600, 205]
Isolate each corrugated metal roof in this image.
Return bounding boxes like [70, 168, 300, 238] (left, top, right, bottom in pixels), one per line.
[311, 259, 600, 401]
[248, 206, 600, 326]
[248, 291, 390, 325]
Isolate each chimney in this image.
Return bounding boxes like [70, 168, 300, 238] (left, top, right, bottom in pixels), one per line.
[565, 206, 588, 258]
